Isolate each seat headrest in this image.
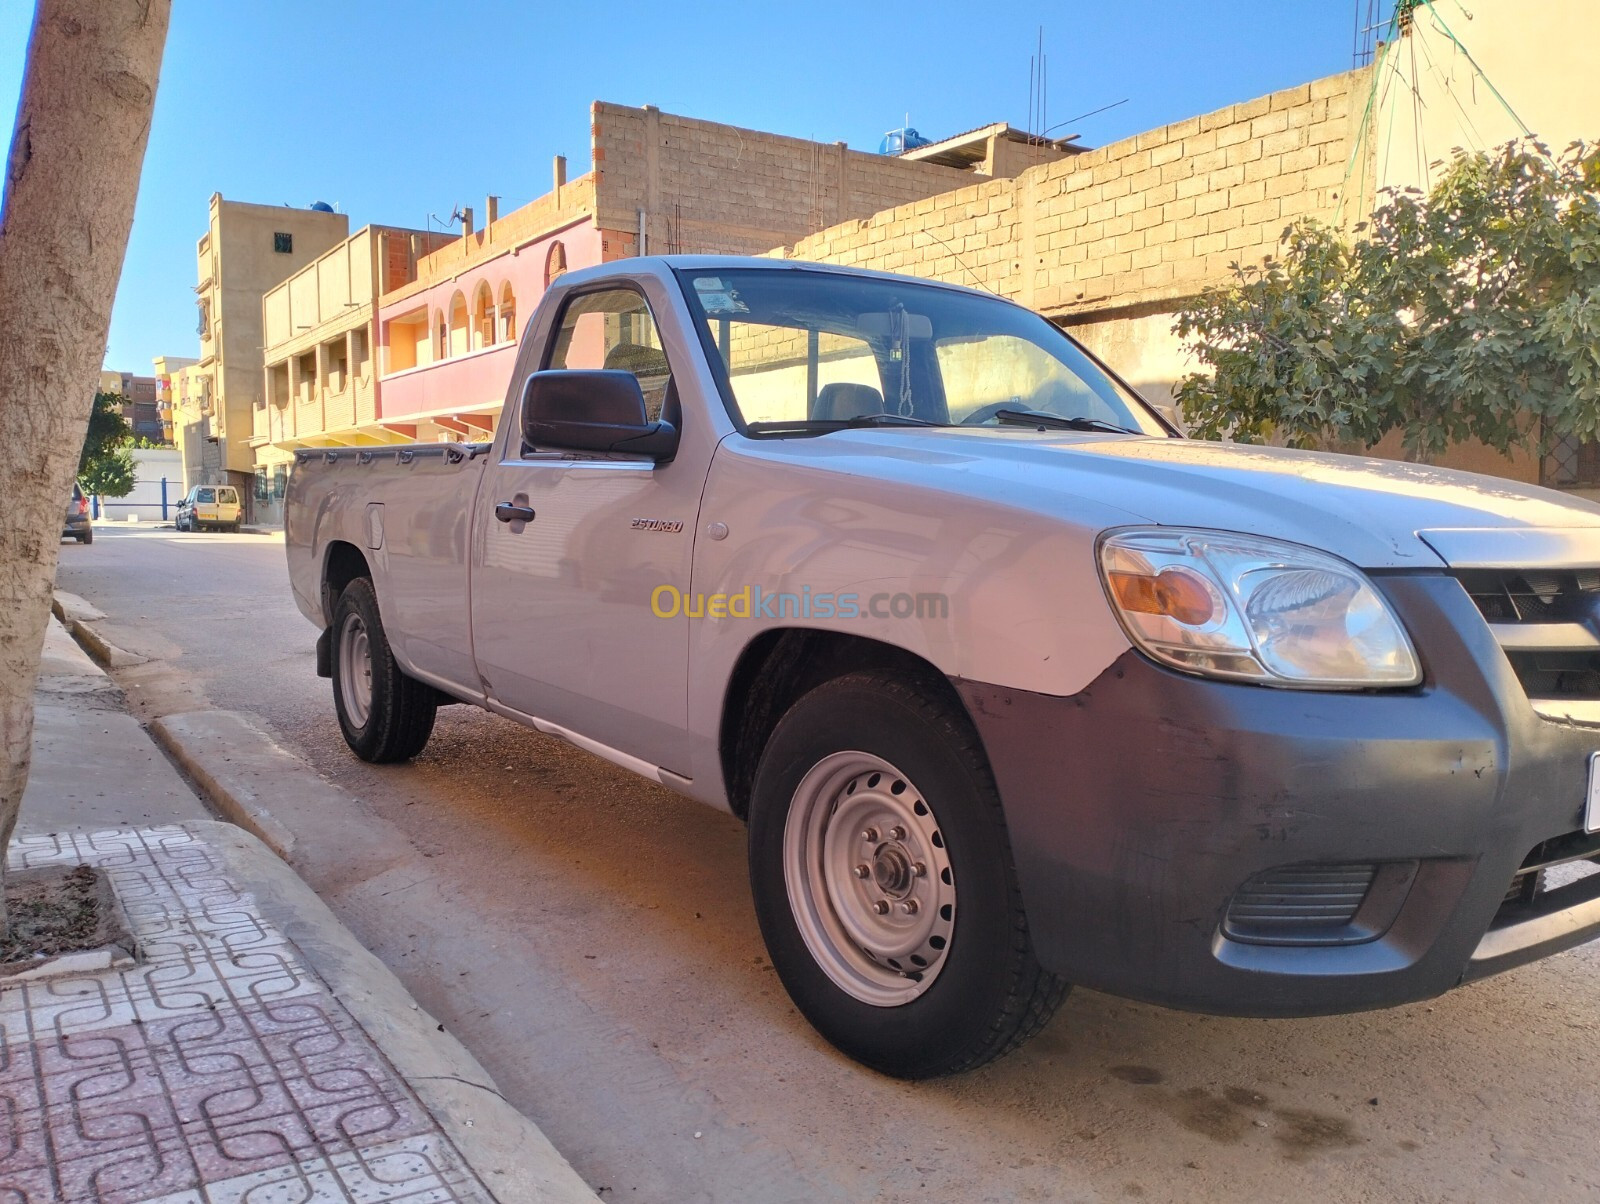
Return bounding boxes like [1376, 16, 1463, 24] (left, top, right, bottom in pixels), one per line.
[812, 382, 885, 422]
[604, 343, 670, 377]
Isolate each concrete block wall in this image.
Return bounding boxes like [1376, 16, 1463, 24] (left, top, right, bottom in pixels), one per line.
[775, 68, 1373, 325]
[592, 102, 985, 257]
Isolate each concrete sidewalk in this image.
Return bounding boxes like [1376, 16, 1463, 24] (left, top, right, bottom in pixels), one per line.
[2, 619, 597, 1203]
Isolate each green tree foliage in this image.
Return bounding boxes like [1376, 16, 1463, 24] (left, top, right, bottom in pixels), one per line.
[79, 445, 136, 497]
[77, 390, 137, 497]
[1174, 141, 1600, 462]
[79, 390, 129, 472]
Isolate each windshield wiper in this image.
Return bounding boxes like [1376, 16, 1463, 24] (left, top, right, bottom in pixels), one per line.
[747, 413, 941, 436]
[991, 408, 1138, 434]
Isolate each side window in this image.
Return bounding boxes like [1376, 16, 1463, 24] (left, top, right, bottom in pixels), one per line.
[547, 288, 672, 421]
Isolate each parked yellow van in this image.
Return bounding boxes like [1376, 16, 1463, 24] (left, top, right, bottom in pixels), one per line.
[176, 484, 242, 532]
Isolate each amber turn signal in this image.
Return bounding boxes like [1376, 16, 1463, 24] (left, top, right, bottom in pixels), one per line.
[1107, 567, 1219, 627]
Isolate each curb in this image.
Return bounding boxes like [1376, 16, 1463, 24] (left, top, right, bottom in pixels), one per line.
[52, 590, 147, 668]
[51, 589, 105, 625]
[148, 712, 302, 860]
[67, 617, 146, 667]
[196, 820, 600, 1203]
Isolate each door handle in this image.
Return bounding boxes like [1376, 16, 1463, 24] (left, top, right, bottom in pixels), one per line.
[494, 502, 536, 524]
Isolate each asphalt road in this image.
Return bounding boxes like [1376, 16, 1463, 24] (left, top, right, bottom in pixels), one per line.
[54, 524, 1600, 1203]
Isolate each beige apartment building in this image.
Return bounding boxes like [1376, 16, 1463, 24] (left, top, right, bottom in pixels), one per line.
[97, 369, 165, 444]
[182, 195, 351, 512]
[150, 356, 196, 446]
[165, 361, 215, 492]
[252, 223, 451, 523]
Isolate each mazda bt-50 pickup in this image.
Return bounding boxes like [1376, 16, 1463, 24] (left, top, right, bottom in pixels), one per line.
[285, 256, 1600, 1078]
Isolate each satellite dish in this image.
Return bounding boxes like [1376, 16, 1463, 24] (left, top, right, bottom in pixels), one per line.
[309, 200, 335, 213]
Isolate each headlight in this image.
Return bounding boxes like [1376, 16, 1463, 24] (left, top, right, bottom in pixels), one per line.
[1098, 529, 1421, 689]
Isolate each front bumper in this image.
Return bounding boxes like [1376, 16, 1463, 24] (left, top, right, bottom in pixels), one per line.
[956, 573, 1600, 1017]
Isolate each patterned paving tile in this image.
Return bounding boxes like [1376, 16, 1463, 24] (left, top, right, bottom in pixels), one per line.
[0, 828, 495, 1203]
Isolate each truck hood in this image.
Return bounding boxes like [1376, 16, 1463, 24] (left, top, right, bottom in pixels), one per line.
[776, 429, 1600, 569]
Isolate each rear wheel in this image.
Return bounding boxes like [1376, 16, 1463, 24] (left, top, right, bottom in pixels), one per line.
[331, 577, 437, 762]
[77, 530, 91, 544]
[748, 670, 1069, 1079]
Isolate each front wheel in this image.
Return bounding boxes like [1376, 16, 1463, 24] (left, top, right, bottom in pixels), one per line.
[331, 577, 437, 762]
[748, 671, 1069, 1078]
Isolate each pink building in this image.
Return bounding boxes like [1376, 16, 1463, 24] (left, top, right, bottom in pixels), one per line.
[372, 100, 1016, 440]
[377, 190, 602, 436]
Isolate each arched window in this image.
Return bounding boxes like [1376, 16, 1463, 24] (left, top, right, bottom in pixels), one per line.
[447, 291, 469, 358]
[471, 281, 495, 350]
[545, 241, 567, 289]
[498, 282, 517, 343]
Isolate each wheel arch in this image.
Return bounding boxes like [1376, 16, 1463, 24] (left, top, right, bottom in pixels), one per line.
[321, 540, 372, 626]
[718, 628, 976, 822]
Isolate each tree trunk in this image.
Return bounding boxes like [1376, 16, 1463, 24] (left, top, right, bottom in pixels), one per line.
[0, 0, 170, 935]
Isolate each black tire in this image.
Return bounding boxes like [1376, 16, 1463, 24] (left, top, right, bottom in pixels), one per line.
[231, 521, 242, 533]
[748, 670, 1069, 1079]
[331, 577, 437, 763]
[77, 530, 92, 544]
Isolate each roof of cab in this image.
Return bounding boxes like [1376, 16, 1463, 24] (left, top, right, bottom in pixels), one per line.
[551, 254, 1017, 307]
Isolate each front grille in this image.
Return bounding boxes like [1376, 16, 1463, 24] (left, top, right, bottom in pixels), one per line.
[1496, 831, 1600, 922]
[1508, 650, 1600, 698]
[1458, 569, 1600, 703]
[1504, 868, 1544, 907]
[1460, 568, 1600, 624]
[1224, 864, 1377, 945]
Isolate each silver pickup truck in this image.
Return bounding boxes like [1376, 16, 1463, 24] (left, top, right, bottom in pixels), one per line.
[287, 256, 1600, 1078]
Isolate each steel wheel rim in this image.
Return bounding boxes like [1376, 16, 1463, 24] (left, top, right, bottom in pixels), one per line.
[783, 751, 956, 1007]
[339, 612, 373, 728]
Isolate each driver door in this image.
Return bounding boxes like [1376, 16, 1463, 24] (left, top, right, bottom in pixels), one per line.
[470, 284, 699, 774]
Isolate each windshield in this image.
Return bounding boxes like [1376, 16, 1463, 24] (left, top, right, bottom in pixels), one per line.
[675, 267, 1168, 437]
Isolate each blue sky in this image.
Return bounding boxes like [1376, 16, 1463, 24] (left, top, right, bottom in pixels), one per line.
[0, 1, 1368, 373]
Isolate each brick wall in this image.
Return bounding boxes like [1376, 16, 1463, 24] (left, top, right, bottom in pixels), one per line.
[772, 68, 1372, 327]
[592, 102, 987, 257]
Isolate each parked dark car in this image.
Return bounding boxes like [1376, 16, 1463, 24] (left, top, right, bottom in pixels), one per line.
[63, 482, 92, 544]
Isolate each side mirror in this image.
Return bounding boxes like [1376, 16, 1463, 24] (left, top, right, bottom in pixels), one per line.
[521, 366, 678, 461]
[520, 369, 679, 460]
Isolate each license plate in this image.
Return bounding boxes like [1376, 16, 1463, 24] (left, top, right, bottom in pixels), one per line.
[1587, 754, 1600, 833]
